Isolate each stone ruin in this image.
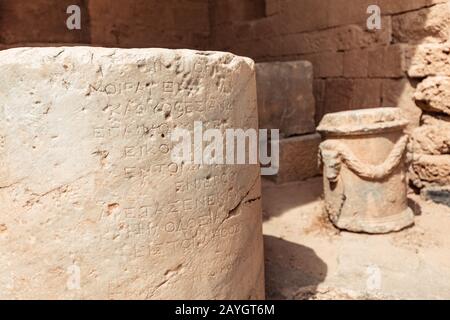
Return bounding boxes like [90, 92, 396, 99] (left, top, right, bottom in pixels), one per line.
[0, 0, 449, 300]
[318, 108, 414, 233]
[0, 47, 264, 299]
[256, 61, 321, 184]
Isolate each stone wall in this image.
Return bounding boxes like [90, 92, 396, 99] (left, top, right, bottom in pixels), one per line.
[210, 0, 450, 192]
[1, 0, 448, 190]
[0, 0, 209, 49]
[209, 0, 448, 124]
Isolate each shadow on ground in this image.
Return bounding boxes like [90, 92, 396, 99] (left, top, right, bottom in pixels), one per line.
[264, 235, 327, 299]
[261, 177, 323, 221]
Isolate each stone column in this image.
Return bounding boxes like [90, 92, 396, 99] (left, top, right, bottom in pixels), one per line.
[317, 108, 414, 234]
[0, 47, 264, 299]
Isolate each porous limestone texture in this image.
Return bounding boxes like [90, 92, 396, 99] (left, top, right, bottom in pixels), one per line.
[0, 47, 264, 299]
[409, 114, 450, 198]
[415, 76, 450, 115]
[317, 108, 414, 234]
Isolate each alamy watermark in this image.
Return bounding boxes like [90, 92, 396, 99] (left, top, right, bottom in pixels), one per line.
[170, 121, 279, 176]
[67, 263, 81, 290]
[367, 5, 382, 30]
[366, 264, 382, 293]
[66, 5, 81, 30]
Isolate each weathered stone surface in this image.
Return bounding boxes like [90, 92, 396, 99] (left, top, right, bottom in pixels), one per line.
[379, 0, 448, 14]
[410, 120, 450, 155]
[368, 44, 407, 78]
[410, 154, 450, 188]
[409, 112, 449, 191]
[267, 133, 321, 184]
[273, 0, 329, 34]
[318, 108, 414, 234]
[414, 76, 450, 115]
[88, 0, 209, 49]
[314, 79, 326, 124]
[343, 49, 369, 78]
[0, 0, 90, 44]
[277, 17, 391, 55]
[422, 113, 450, 125]
[299, 52, 344, 78]
[323, 79, 381, 115]
[0, 47, 264, 299]
[406, 44, 450, 77]
[352, 79, 382, 108]
[256, 61, 315, 137]
[392, 3, 450, 44]
[327, 0, 447, 27]
[323, 79, 353, 114]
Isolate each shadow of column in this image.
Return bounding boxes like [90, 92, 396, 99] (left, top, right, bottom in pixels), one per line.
[264, 235, 327, 299]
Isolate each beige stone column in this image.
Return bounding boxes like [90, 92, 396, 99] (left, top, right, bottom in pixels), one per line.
[0, 47, 264, 299]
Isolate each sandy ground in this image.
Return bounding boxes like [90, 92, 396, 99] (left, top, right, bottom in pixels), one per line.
[262, 177, 450, 300]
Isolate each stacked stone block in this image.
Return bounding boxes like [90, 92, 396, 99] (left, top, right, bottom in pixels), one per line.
[210, 0, 448, 124]
[256, 61, 320, 183]
[210, 0, 450, 202]
[0, 0, 209, 49]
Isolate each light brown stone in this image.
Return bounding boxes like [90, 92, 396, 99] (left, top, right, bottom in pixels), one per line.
[381, 78, 422, 132]
[392, 3, 450, 44]
[300, 52, 344, 78]
[256, 61, 316, 137]
[414, 76, 450, 115]
[314, 79, 326, 124]
[422, 113, 450, 125]
[276, 0, 328, 34]
[267, 133, 321, 184]
[406, 43, 450, 77]
[368, 44, 407, 78]
[379, 0, 448, 15]
[343, 49, 369, 78]
[317, 108, 414, 234]
[323, 79, 381, 115]
[327, 0, 447, 27]
[0, 0, 90, 44]
[410, 117, 450, 155]
[352, 79, 382, 108]
[88, 0, 209, 49]
[323, 79, 354, 114]
[410, 154, 450, 188]
[0, 47, 264, 299]
[275, 17, 391, 56]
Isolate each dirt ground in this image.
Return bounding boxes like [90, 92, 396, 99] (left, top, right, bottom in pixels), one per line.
[262, 177, 450, 300]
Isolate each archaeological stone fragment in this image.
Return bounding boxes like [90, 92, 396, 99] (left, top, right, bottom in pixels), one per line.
[317, 108, 414, 234]
[0, 47, 264, 299]
[409, 114, 450, 196]
[414, 76, 450, 115]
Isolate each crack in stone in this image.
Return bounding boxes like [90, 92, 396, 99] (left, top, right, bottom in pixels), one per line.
[147, 263, 184, 298]
[225, 173, 260, 221]
[23, 172, 95, 208]
[0, 180, 24, 190]
[198, 172, 261, 250]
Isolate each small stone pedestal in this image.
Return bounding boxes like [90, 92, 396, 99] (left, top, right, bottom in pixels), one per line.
[317, 108, 414, 234]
